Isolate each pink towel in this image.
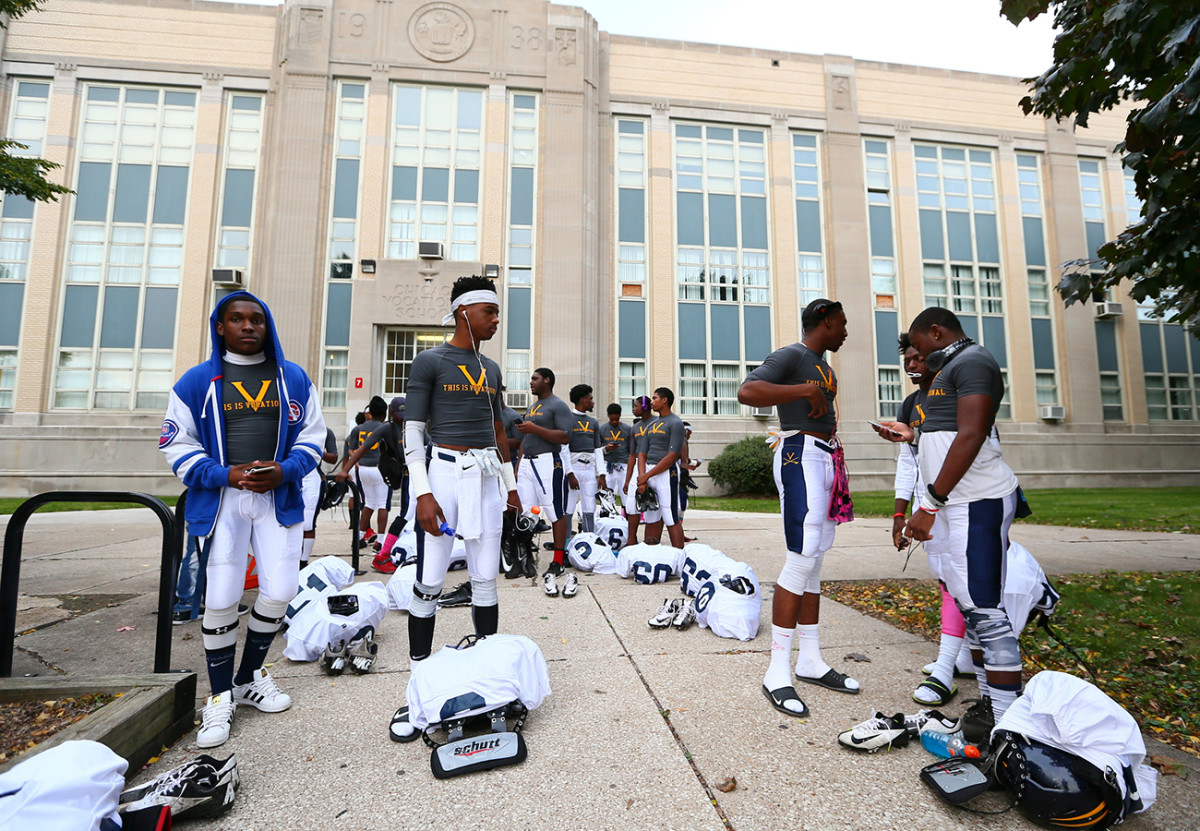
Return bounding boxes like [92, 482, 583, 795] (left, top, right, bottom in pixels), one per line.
[828, 444, 854, 524]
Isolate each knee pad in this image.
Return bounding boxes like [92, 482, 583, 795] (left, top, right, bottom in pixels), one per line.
[410, 580, 443, 619]
[964, 606, 1021, 672]
[777, 550, 823, 595]
[201, 604, 239, 650]
[470, 577, 498, 607]
[248, 597, 288, 633]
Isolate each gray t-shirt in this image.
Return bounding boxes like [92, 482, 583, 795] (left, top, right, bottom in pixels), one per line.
[319, 428, 338, 472]
[360, 419, 402, 461]
[602, 421, 632, 464]
[351, 418, 384, 466]
[743, 342, 837, 433]
[521, 394, 572, 457]
[501, 406, 522, 440]
[921, 344, 1004, 432]
[568, 412, 603, 454]
[222, 358, 279, 466]
[404, 344, 503, 448]
[642, 412, 685, 466]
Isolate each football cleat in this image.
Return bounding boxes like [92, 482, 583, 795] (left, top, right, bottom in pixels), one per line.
[912, 709, 961, 736]
[232, 667, 292, 713]
[672, 598, 697, 630]
[371, 552, 397, 575]
[120, 753, 239, 806]
[349, 631, 378, 674]
[323, 640, 349, 675]
[542, 570, 559, 597]
[596, 488, 618, 518]
[196, 692, 235, 749]
[837, 712, 912, 753]
[437, 581, 473, 608]
[119, 757, 237, 821]
[635, 487, 659, 514]
[719, 574, 755, 595]
[648, 598, 679, 629]
[562, 573, 579, 598]
[962, 696, 995, 746]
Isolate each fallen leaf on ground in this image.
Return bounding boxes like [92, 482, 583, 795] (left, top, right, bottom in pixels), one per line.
[1147, 755, 1188, 779]
[843, 653, 871, 662]
[116, 626, 136, 632]
[715, 776, 737, 793]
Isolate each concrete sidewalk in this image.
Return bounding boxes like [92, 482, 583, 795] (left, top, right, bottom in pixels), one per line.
[4, 507, 1199, 830]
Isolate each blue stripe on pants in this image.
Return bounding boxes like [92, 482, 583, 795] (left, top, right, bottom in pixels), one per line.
[780, 435, 808, 553]
[965, 497, 1005, 608]
[669, 466, 680, 522]
[553, 460, 566, 516]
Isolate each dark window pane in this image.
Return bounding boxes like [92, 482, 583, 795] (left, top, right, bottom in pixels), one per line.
[126, 88, 158, 105]
[329, 262, 353, 280]
[974, 213, 999, 263]
[982, 317, 1007, 367]
[1032, 318, 1056, 370]
[510, 167, 533, 225]
[61, 285, 98, 348]
[865, 140, 887, 155]
[141, 287, 177, 349]
[743, 305, 771, 362]
[1085, 221, 1107, 261]
[222, 169, 255, 227]
[618, 120, 644, 135]
[100, 286, 139, 348]
[18, 82, 49, 99]
[113, 164, 152, 224]
[1191, 328, 1200, 370]
[1022, 216, 1045, 266]
[1165, 324, 1189, 373]
[740, 196, 767, 250]
[942, 147, 965, 161]
[708, 194, 736, 248]
[675, 124, 701, 139]
[513, 94, 536, 110]
[707, 126, 733, 142]
[618, 299, 645, 359]
[678, 303, 706, 360]
[959, 315, 979, 342]
[946, 211, 972, 261]
[868, 204, 893, 257]
[74, 162, 112, 222]
[153, 166, 189, 225]
[796, 200, 821, 253]
[914, 145, 936, 158]
[422, 167, 449, 202]
[0, 282, 24, 346]
[874, 310, 898, 365]
[325, 282, 352, 347]
[918, 209, 943, 260]
[711, 304, 739, 360]
[342, 84, 364, 100]
[507, 286, 531, 350]
[232, 95, 261, 111]
[1140, 323, 1163, 373]
[1095, 319, 1118, 372]
[738, 129, 763, 143]
[164, 91, 195, 107]
[88, 87, 119, 102]
[618, 188, 645, 243]
[453, 168, 479, 204]
[2, 194, 34, 219]
[392, 166, 417, 202]
[676, 192, 703, 247]
[333, 158, 359, 219]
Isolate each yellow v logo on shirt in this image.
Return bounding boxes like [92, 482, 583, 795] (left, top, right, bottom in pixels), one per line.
[576, 420, 594, 433]
[649, 421, 667, 434]
[457, 364, 487, 395]
[814, 365, 834, 392]
[915, 404, 926, 425]
[606, 430, 621, 442]
[231, 380, 273, 412]
[528, 402, 543, 418]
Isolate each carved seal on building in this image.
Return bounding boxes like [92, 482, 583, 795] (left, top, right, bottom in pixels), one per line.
[408, 2, 474, 62]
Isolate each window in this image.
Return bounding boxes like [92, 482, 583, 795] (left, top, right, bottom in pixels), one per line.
[864, 139, 896, 303]
[215, 94, 264, 269]
[877, 367, 901, 420]
[53, 85, 196, 410]
[505, 93, 538, 405]
[1138, 301, 1199, 421]
[674, 122, 773, 415]
[1083, 160, 1124, 422]
[388, 84, 483, 261]
[382, 329, 449, 395]
[1018, 153, 1059, 407]
[794, 133, 826, 307]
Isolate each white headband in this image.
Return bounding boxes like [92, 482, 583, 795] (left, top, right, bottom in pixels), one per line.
[442, 290, 499, 326]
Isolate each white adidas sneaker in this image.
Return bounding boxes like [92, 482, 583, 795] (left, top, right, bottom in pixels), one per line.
[232, 667, 292, 713]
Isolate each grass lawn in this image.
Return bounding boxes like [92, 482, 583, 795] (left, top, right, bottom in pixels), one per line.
[824, 571, 1200, 760]
[690, 486, 1200, 534]
[0, 495, 179, 515]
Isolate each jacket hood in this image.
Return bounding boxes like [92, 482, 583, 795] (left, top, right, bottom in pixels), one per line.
[209, 290, 284, 366]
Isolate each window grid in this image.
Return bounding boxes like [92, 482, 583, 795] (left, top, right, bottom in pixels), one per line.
[1123, 166, 1142, 226]
[321, 81, 365, 409]
[1138, 301, 1199, 421]
[214, 94, 264, 269]
[388, 84, 483, 261]
[1035, 371, 1059, 406]
[1018, 153, 1059, 409]
[1100, 372, 1124, 422]
[504, 93, 538, 396]
[794, 133, 826, 307]
[864, 138, 895, 300]
[618, 360, 646, 413]
[54, 84, 196, 411]
[383, 330, 449, 396]
[615, 118, 647, 283]
[877, 368, 902, 420]
[1078, 159, 1104, 223]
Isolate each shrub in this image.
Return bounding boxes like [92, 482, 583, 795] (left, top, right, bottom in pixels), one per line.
[708, 435, 777, 496]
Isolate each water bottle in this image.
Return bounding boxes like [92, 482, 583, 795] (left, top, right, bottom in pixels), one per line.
[920, 729, 981, 759]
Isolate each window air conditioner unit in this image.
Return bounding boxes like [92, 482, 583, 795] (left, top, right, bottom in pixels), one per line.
[751, 406, 773, 418]
[1039, 405, 1066, 421]
[418, 241, 444, 259]
[212, 268, 245, 287]
[507, 391, 529, 411]
[1094, 301, 1123, 319]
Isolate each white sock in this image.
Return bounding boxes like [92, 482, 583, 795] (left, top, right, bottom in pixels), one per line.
[955, 642, 975, 675]
[990, 686, 1020, 721]
[927, 633, 964, 688]
[763, 625, 800, 706]
[792, 624, 831, 679]
[301, 538, 314, 562]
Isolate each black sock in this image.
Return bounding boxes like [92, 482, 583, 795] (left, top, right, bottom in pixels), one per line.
[409, 613, 436, 661]
[234, 628, 277, 686]
[472, 604, 499, 636]
[205, 645, 236, 694]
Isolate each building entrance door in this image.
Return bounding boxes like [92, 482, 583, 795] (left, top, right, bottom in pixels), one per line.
[382, 328, 449, 396]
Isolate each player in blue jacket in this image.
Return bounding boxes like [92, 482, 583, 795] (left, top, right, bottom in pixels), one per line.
[160, 290, 326, 748]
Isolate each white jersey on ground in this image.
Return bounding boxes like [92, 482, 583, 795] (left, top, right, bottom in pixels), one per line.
[286, 557, 357, 624]
[284, 581, 388, 661]
[0, 740, 125, 830]
[694, 575, 762, 641]
[386, 563, 419, 611]
[390, 528, 419, 565]
[679, 543, 759, 598]
[405, 633, 551, 730]
[1004, 540, 1050, 633]
[615, 543, 683, 584]
[594, 516, 628, 551]
[566, 533, 617, 573]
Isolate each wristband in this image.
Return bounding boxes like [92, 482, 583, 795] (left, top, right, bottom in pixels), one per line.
[500, 460, 517, 494]
[916, 506, 938, 514]
[892, 512, 906, 519]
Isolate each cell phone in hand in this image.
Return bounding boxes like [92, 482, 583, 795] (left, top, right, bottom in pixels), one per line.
[246, 465, 273, 475]
[868, 421, 901, 437]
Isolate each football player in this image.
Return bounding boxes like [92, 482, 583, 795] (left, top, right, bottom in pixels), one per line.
[350, 397, 392, 548]
[738, 298, 856, 719]
[601, 403, 632, 511]
[622, 395, 651, 547]
[564, 384, 608, 534]
[160, 291, 326, 747]
[635, 388, 687, 549]
[388, 275, 520, 743]
[339, 396, 410, 575]
[300, 427, 340, 568]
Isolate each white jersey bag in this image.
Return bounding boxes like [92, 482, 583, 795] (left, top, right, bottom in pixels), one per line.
[391, 527, 419, 565]
[405, 634, 551, 730]
[594, 515, 628, 551]
[1003, 539, 1050, 633]
[615, 542, 682, 584]
[301, 555, 356, 592]
[695, 575, 762, 641]
[0, 740, 125, 831]
[284, 581, 388, 661]
[566, 532, 617, 574]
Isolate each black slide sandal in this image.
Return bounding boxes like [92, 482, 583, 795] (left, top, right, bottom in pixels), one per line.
[795, 668, 861, 694]
[762, 684, 809, 718]
[389, 705, 421, 743]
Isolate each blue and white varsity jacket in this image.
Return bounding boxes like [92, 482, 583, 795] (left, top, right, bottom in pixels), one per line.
[159, 291, 326, 536]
